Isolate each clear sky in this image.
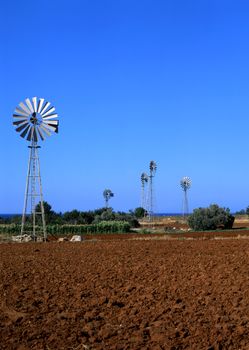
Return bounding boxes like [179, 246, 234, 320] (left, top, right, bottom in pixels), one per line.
[1, 0, 249, 214]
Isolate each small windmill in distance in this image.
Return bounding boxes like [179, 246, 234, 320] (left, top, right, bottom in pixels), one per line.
[103, 189, 114, 208]
[141, 172, 148, 210]
[148, 160, 157, 221]
[180, 176, 191, 218]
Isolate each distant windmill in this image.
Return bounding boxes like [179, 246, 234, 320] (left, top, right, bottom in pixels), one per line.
[103, 189, 114, 208]
[180, 176, 191, 218]
[141, 172, 148, 210]
[148, 161, 157, 221]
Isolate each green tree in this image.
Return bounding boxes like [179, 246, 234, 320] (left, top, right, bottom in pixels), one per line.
[235, 209, 246, 215]
[35, 201, 61, 224]
[134, 207, 147, 218]
[63, 209, 81, 224]
[188, 204, 234, 231]
[78, 211, 95, 224]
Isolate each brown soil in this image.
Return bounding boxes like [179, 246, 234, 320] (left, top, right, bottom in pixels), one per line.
[1, 240, 249, 349]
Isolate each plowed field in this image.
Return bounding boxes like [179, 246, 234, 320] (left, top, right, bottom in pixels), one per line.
[1, 239, 249, 349]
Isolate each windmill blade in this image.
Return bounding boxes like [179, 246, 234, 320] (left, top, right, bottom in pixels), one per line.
[37, 126, 45, 141]
[41, 106, 55, 117]
[32, 97, 37, 112]
[13, 119, 29, 126]
[27, 126, 34, 141]
[47, 123, 58, 133]
[40, 101, 51, 115]
[16, 122, 30, 133]
[44, 122, 59, 133]
[15, 107, 29, 117]
[40, 124, 52, 137]
[42, 123, 57, 132]
[43, 120, 58, 126]
[19, 102, 32, 115]
[25, 98, 34, 113]
[20, 125, 31, 139]
[13, 114, 28, 120]
[42, 113, 58, 120]
[37, 98, 45, 113]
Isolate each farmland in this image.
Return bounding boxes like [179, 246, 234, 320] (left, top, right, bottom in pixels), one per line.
[1, 238, 249, 349]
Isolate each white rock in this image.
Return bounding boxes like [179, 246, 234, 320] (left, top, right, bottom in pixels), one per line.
[12, 234, 32, 243]
[58, 237, 68, 242]
[70, 235, 83, 242]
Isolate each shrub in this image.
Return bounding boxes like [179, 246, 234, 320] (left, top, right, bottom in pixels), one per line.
[134, 207, 147, 218]
[188, 204, 235, 231]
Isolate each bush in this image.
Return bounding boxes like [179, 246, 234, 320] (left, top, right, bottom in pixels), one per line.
[134, 207, 147, 218]
[188, 204, 235, 231]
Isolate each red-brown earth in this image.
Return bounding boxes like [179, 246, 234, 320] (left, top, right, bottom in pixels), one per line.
[1, 239, 249, 349]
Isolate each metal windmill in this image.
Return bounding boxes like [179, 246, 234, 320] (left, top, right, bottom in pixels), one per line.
[140, 172, 148, 210]
[180, 176, 191, 218]
[148, 160, 157, 221]
[103, 189, 114, 208]
[13, 97, 59, 240]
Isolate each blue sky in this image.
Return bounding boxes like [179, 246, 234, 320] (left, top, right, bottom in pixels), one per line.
[1, 0, 249, 213]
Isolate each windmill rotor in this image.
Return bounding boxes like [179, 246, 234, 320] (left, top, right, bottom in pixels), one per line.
[149, 160, 157, 176]
[103, 189, 114, 199]
[141, 172, 148, 185]
[13, 97, 59, 142]
[103, 189, 114, 208]
[180, 176, 191, 191]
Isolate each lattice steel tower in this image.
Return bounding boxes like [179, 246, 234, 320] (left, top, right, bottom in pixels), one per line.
[140, 172, 148, 210]
[180, 176, 191, 218]
[13, 97, 59, 240]
[148, 161, 157, 220]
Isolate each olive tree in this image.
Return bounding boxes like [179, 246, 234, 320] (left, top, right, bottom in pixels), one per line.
[134, 207, 147, 218]
[188, 204, 234, 231]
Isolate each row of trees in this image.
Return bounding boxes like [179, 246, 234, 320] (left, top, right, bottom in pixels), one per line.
[235, 207, 249, 215]
[1, 202, 246, 232]
[0, 202, 144, 228]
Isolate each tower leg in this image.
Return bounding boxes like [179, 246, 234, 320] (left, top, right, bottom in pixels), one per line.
[36, 146, 47, 241]
[21, 147, 32, 235]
